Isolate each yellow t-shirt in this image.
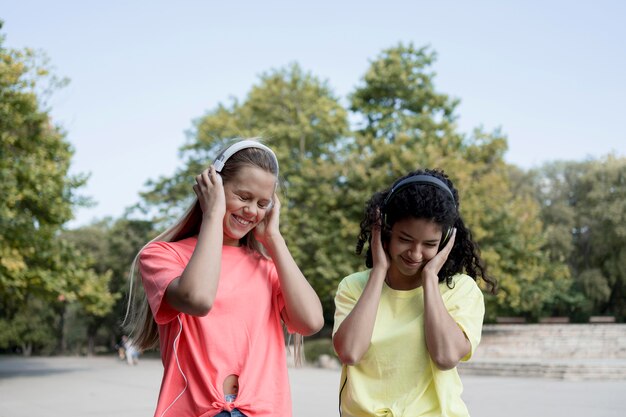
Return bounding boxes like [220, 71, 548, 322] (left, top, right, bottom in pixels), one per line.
[333, 270, 485, 417]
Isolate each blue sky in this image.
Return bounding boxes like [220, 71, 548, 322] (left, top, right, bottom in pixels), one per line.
[3, 1, 625, 227]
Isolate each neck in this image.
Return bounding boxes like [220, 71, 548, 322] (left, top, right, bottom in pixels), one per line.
[385, 269, 422, 291]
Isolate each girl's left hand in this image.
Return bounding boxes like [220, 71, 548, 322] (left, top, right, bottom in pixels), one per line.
[422, 228, 457, 279]
[254, 193, 281, 245]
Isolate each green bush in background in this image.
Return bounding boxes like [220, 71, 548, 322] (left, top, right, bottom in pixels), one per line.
[304, 338, 337, 364]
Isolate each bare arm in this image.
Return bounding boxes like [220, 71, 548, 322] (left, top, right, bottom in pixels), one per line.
[256, 195, 324, 336]
[165, 166, 225, 316]
[422, 229, 471, 370]
[333, 224, 388, 365]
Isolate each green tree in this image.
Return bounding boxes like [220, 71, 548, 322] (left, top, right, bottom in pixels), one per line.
[0, 24, 115, 354]
[135, 42, 576, 325]
[62, 218, 155, 353]
[139, 63, 348, 222]
[0, 296, 57, 355]
[533, 156, 626, 320]
[577, 156, 626, 319]
[138, 63, 350, 321]
[346, 44, 570, 321]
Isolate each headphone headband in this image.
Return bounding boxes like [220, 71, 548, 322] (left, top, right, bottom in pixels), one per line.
[382, 174, 455, 208]
[213, 139, 279, 175]
[381, 174, 456, 250]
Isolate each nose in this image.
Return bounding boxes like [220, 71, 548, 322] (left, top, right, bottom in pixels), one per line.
[407, 244, 423, 261]
[243, 203, 257, 218]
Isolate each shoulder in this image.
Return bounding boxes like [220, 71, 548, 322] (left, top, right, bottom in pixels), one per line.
[139, 237, 197, 265]
[444, 274, 484, 299]
[337, 270, 371, 294]
[333, 270, 371, 320]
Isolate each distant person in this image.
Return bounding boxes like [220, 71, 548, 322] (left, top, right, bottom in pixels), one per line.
[126, 139, 324, 417]
[114, 338, 126, 361]
[121, 335, 139, 365]
[333, 169, 497, 417]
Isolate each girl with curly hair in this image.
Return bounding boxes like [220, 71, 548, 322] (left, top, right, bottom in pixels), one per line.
[333, 169, 496, 417]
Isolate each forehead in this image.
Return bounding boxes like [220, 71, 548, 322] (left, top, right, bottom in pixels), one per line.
[392, 217, 443, 237]
[226, 165, 276, 197]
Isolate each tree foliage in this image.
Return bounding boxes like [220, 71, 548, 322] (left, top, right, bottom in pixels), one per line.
[139, 63, 351, 319]
[137, 43, 576, 324]
[344, 44, 571, 321]
[4, 22, 624, 355]
[0, 25, 116, 354]
[532, 156, 626, 320]
[61, 218, 156, 353]
[138, 63, 349, 222]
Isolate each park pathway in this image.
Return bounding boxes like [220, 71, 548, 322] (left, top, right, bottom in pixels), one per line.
[1, 356, 625, 416]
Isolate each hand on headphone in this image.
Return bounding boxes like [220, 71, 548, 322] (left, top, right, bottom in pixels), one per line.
[193, 165, 226, 219]
[371, 210, 390, 273]
[421, 228, 456, 280]
[254, 193, 281, 245]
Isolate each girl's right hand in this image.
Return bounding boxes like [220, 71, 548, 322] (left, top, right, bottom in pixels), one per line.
[193, 165, 226, 219]
[371, 210, 390, 272]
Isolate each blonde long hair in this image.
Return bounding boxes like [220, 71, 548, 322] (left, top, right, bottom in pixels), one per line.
[124, 139, 302, 361]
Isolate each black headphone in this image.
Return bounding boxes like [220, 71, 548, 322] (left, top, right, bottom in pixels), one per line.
[381, 174, 456, 250]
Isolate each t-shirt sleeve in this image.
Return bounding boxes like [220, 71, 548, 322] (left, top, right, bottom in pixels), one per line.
[332, 274, 363, 337]
[444, 275, 485, 361]
[138, 241, 186, 325]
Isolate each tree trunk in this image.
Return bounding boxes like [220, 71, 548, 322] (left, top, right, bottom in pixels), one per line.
[22, 343, 32, 357]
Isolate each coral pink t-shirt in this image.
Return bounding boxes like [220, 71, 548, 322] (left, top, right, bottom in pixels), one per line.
[139, 237, 292, 417]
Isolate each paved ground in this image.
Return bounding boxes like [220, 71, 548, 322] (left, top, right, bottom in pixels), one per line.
[1, 356, 626, 417]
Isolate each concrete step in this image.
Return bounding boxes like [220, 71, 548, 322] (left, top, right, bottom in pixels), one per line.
[475, 324, 626, 360]
[459, 359, 626, 381]
[464, 324, 626, 379]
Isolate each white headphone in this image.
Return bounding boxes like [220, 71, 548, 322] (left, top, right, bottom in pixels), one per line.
[213, 139, 279, 175]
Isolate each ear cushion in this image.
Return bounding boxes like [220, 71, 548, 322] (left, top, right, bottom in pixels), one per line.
[381, 211, 389, 228]
[439, 227, 452, 251]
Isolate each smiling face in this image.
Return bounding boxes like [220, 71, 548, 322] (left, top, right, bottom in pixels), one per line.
[386, 217, 443, 289]
[222, 165, 276, 246]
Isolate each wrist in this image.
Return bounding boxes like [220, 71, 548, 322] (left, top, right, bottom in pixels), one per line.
[369, 266, 388, 282]
[199, 212, 224, 231]
[262, 233, 285, 252]
[422, 272, 440, 287]
[201, 206, 225, 220]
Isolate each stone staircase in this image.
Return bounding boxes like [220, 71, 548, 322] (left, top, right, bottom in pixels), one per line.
[458, 324, 626, 380]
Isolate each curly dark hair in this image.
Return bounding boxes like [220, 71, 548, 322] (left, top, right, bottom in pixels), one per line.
[356, 168, 497, 294]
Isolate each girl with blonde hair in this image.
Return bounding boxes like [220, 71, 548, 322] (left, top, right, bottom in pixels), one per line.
[126, 138, 324, 417]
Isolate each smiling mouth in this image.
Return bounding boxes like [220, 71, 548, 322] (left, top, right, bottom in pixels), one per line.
[401, 257, 422, 267]
[232, 215, 253, 227]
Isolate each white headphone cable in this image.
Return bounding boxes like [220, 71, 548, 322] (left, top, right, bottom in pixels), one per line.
[159, 315, 188, 417]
